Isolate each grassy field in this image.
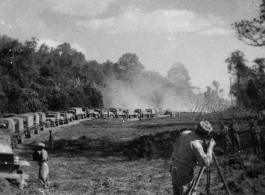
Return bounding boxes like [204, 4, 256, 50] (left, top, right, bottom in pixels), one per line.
[8, 116, 265, 195]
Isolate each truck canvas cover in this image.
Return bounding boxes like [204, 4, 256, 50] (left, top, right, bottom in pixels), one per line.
[37, 112, 46, 122]
[10, 117, 24, 134]
[27, 113, 40, 124]
[17, 114, 34, 128]
[68, 108, 83, 115]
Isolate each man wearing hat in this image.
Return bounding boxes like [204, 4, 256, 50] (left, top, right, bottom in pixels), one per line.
[170, 121, 216, 195]
[38, 143, 49, 188]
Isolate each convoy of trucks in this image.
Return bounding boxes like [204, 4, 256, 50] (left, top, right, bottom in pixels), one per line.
[0, 106, 170, 189]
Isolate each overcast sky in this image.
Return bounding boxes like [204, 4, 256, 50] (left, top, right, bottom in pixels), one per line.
[0, 0, 264, 98]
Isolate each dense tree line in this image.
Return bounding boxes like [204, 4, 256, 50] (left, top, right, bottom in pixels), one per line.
[0, 36, 103, 114]
[228, 0, 265, 110]
[0, 35, 228, 114]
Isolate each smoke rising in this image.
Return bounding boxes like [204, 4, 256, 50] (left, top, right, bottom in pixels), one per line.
[101, 76, 197, 111]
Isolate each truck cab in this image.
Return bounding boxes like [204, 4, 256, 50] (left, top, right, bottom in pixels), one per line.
[45, 113, 60, 127]
[0, 128, 30, 186]
[67, 108, 84, 120]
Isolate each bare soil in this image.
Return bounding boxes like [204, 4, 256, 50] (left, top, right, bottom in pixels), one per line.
[8, 117, 265, 195]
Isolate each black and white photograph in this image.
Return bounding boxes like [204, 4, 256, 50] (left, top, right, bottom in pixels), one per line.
[0, 0, 265, 194]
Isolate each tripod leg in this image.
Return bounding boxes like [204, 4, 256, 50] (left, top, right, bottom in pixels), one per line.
[207, 165, 211, 195]
[191, 166, 206, 194]
[213, 153, 232, 195]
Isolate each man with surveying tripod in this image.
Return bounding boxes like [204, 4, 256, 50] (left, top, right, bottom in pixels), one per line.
[170, 121, 216, 195]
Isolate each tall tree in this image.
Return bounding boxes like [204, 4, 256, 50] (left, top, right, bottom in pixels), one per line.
[225, 50, 250, 107]
[167, 63, 191, 89]
[233, 0, 265, 46]
[212, 80, 220, 96]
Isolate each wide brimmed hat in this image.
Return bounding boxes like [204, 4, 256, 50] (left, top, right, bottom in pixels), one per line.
[198, 121, 213, 133]
[39, 143, 45, 147]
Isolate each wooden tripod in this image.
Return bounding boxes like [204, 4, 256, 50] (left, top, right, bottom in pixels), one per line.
[191, 152, 232, 195]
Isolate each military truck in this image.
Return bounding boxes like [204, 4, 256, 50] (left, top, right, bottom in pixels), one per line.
[87, 109, 100, 118]
[134, 109, 149, 119]
[82, 107, 89, 118]
[125, 109, 138, 119]
[17, 114, 35, 138]
[0, 118, 18, 148]
[45, 112, 60, 127]
[36, 112, 46, 131]
[10, 117, 25, 144]
[102, 109, 115, 118]
[0, 128, 30, 186]
[59, 111, 73, 124]
[67, 107, 85, 120]
[27, 113, 40, 134]
[109, 108, 125, 118]
[145, 108, 158, 118]
[94, 108, 103, 118]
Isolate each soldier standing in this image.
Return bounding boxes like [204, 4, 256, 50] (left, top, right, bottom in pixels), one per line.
[250, 119, 262, 154]
[219, 121, 232, 153]
[38, 143, 49, 188]
[229, 119, 241, 153]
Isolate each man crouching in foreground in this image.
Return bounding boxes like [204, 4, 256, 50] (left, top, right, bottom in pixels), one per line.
[170, 121, 216, 195]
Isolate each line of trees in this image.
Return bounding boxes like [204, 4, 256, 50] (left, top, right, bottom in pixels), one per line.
[226, 0, 265, 110]
[0, 36, 104, 114]
[0, 34, 229, 114]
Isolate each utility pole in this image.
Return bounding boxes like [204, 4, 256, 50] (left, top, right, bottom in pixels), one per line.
[230, 77, 233, 107]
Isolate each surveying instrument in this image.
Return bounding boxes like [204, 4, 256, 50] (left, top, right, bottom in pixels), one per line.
[191, 136, 232, 195]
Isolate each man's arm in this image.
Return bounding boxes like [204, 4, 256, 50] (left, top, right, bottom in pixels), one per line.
[191, 140, 215, 167]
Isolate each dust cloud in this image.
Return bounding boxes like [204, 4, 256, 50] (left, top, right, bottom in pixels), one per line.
[101, 78, 197, 111]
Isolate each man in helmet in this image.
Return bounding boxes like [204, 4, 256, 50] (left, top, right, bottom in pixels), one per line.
[38, 143, 49, 188]
[170, 121, 216, 195]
